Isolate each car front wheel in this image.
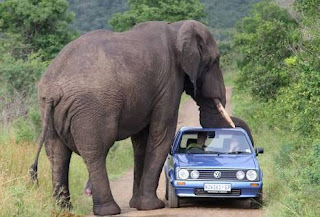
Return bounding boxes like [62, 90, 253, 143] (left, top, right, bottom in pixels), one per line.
[165, 177, 168, 200]
[250, 190, 263, 209]
[168, 182, 179, 208]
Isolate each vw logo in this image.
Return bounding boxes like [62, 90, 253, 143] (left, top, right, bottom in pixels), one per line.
[213, 171, 221, 179]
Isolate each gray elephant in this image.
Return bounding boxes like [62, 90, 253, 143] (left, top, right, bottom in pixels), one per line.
[29, 20, 235, 216]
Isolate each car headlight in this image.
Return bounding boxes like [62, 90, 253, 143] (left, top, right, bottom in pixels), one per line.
[236, 170, 245, 180]
[178, 169, 189, 179]
[246, 170, 258, 181]
[190, 170, 199, 179]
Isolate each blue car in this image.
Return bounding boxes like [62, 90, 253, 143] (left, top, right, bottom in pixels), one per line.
[164, 127, 264, 208]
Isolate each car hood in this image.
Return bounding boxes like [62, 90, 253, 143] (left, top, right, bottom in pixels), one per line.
[174, 154, 257, 169]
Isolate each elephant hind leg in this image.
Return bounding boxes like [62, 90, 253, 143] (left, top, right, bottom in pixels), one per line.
[45, 137, 72, 209]
[129, 126, 149, 208]
[71, 116, 120, 216]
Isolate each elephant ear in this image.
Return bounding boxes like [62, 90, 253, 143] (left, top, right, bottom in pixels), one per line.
[176, 21, 203, 97]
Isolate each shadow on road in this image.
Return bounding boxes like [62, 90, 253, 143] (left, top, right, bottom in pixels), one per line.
[177, 197, 251, 209]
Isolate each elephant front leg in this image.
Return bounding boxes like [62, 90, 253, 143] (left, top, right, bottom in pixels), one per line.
[135, 117, 177, 210]
[45, 137, 72, 209]
[129, 126, 149, 208]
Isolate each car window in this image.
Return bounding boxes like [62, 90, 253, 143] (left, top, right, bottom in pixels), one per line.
[178, 130, 252, 154]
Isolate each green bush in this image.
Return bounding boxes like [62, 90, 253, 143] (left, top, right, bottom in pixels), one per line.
[0, 0, 78, 60]
[12, 117, 36, 143]
[0, 52, 47, 94]
[234, 0, 300, 100]
[109, 0, 206, 32]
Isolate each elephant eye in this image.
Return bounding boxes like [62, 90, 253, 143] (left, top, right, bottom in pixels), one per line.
[209, 59, 216, 67]
[211, 57, 219, 67]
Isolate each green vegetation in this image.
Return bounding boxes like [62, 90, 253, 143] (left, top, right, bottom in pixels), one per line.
[0, 0, 78, 60]
[200, 0, 261, 29]
[109, 0, 206, 32]
[67, 0, 128, 32]
[232, 0, 320, 216]
[66, 0, 260, 45]
[234, 1, 300, 99]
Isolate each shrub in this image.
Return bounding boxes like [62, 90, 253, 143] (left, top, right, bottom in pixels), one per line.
[12, 117, 36, 143]
[234, 0, 300, 100]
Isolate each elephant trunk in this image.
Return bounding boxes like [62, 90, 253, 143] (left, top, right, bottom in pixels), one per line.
[213, 98, 235, 128]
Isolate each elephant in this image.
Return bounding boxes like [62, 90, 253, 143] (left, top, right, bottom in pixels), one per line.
[29, 20, 236, 216]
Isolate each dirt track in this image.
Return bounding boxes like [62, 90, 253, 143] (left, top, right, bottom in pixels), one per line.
[92, 88, 263, 217]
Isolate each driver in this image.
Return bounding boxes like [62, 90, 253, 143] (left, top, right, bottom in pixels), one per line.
[186, 132, 207, 154]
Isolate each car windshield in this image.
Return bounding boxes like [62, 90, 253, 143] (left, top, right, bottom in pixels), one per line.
[177, 130, 252, 154]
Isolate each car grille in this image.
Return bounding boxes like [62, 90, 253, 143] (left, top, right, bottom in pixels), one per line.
[198, 170, 238, 180]
[194, 188, 241, 196]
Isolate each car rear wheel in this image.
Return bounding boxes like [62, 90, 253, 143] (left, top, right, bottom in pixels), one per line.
[168, 182, 179, 208]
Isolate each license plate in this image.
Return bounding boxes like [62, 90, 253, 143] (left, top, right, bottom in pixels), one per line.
[204, 183, 231, 193]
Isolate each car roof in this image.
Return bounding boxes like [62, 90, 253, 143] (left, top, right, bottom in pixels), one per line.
[178, 127, 249, 135]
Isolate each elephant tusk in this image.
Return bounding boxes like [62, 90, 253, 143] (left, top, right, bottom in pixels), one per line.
[213, 99, 235, 128]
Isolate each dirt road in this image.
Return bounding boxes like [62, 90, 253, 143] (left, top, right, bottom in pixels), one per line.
[97, 88, 263, 217]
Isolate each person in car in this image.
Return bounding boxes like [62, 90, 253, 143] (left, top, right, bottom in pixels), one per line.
[228, 137, 250, 153]
[186, 132, 207, 154]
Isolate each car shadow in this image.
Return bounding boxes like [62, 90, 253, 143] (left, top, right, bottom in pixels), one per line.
[177, 197, 251, 209]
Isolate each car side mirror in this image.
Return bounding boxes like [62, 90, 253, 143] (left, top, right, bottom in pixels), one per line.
[255, 147, 264, 156]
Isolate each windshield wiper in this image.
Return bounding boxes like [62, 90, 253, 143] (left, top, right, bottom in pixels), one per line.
[227, 151, 250, 154]
[206, 151, 227, 155]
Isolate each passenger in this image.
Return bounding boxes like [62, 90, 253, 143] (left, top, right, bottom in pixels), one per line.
[186, 132, 207, 154]
[228, 138, 240, 153]
[228, 137, 250, 153]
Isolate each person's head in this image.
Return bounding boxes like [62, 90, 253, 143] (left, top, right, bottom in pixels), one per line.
[197, 132, 207, 145]
[230, 138, 238, 146]
[229, 138, 240, 151]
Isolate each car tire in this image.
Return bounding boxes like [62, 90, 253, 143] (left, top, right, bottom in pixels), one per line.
[250, 189, 263, 209]
[168, 182, 179, 208]
[165, 177, 168, 200]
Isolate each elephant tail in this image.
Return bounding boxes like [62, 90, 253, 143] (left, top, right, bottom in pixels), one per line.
[29, 98, 54, 185]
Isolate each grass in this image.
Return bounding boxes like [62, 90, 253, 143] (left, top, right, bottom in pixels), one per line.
[0, 126, 133, 216]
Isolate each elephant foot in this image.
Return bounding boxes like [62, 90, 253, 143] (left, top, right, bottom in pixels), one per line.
[129, 195, 138, 208]
[136, 196, 165, 210]
[93, 201, 121, 216]
[54, 187, 72, 210]
[57, 199, 73, 210]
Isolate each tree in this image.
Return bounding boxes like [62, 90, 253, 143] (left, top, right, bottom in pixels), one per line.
[200, 0, 262, 29]
[233, 1, 300, 100]
[109, 0, 206, 32]
[0, 0, 77, 60]
[67, 0, 128, 32]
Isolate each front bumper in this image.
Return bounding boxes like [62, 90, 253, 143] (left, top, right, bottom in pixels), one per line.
[173, 180, 262, 198]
